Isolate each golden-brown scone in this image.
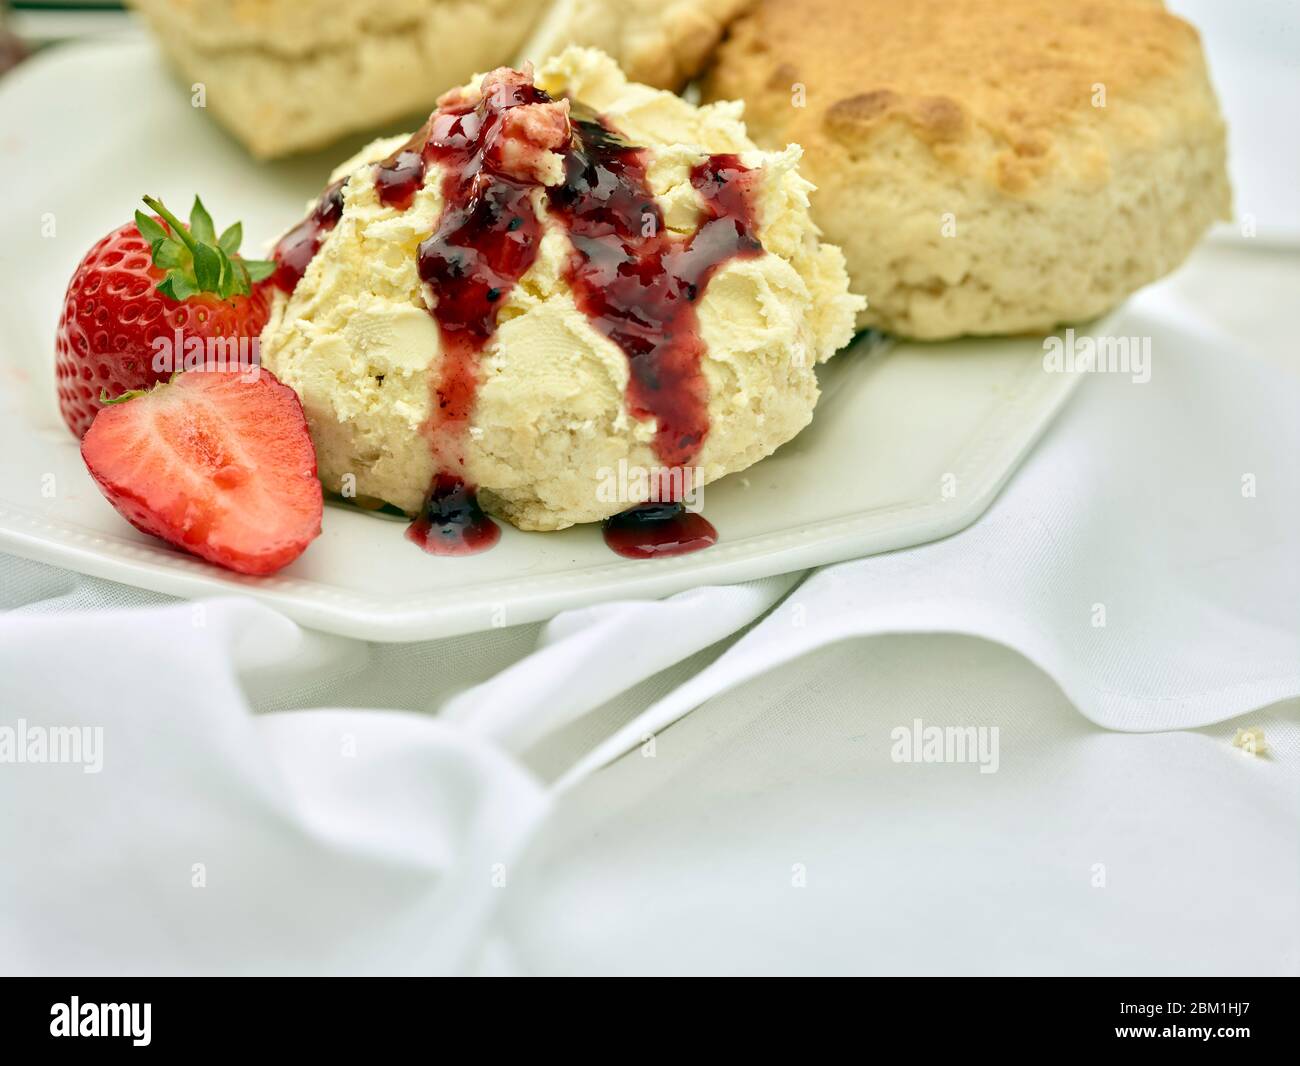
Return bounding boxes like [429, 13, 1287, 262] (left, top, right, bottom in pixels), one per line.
[127, 0, 548, 159]
[518, 0, 754, 89]
[703, 0, 1231, 339]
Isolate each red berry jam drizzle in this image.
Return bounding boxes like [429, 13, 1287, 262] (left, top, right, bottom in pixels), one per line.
[549, 114, 759, 559]
[373, 149, 425, 212]
[278, 70, 763, 558]
[271, 178, 346, 293]
[601, 501, 718, 559]
[382, 72, 554, 553]
[549, 122, 763, 468]
[406, 473, 501, 555]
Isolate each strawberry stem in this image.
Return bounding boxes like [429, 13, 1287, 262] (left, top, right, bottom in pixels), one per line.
[137, 195, 275, 303]
[142, 195, 199, 255]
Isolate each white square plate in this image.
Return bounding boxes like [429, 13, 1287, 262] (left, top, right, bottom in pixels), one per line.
[0, 37, 1088, 641]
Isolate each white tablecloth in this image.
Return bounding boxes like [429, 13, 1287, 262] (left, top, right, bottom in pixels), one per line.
[1, 0, 1297, 976]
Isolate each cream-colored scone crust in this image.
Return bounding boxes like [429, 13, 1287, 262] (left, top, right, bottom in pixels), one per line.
[518, 0, 754, 90]
[260, 48, 863, 531]
[126, 0, 546, 159]
[126, 0, 753, 158]
[703, 0, 1231, 340]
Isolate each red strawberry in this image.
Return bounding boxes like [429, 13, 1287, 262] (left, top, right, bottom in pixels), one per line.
[56, 195, 275, 438]
[80, 370, 322, 576]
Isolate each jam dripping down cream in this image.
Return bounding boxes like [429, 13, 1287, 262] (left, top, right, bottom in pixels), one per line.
[275, 67, 763, 557]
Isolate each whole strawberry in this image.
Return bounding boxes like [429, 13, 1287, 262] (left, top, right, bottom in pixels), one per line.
[55, 196, 275, 437]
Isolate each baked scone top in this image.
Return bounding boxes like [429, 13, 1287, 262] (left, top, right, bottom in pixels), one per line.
[519, 0, 755, 89]
[702, 0, 1230, 339]
[705, 0, 1225, 195]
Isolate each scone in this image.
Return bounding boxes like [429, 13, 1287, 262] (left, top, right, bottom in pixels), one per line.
[703, 0, 1232, 339]
[518, 0, 754, 89]
[259, 48, 863, 531]
[127, 0, 755, 159]
[126, 0, 547, 159]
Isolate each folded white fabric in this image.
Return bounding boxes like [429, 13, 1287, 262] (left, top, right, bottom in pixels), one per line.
[0, 600, 548, 974]
[441, 574, 800, 752]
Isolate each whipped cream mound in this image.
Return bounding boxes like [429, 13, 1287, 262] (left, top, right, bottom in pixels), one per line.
[260, 47, 864, 531]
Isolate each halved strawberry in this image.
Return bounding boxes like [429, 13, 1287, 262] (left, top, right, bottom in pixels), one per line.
[80, 370, 322, 576]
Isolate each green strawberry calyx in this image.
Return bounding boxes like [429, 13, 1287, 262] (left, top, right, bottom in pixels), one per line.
[135, 195, 276, 302]
[99, 373, 183, 408]
[99, 386, 150, 406]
